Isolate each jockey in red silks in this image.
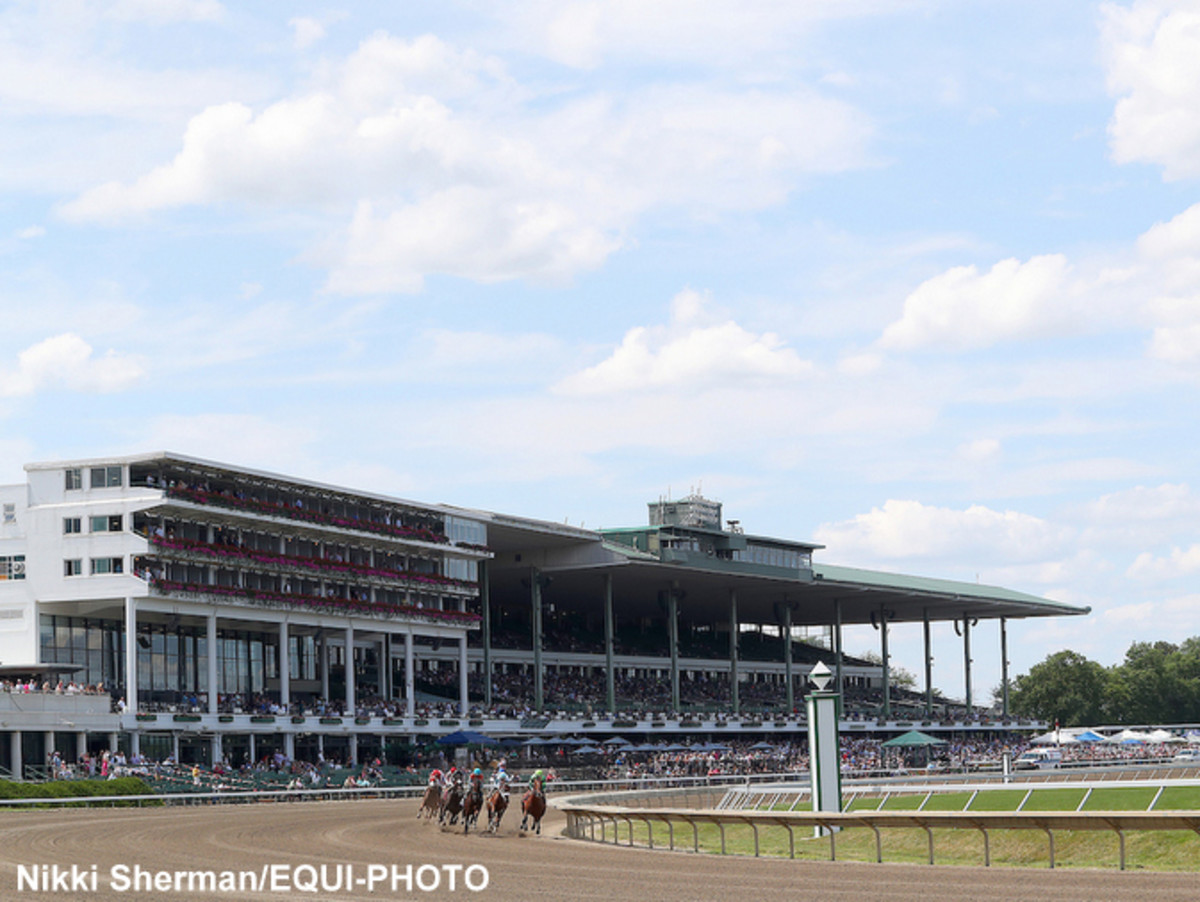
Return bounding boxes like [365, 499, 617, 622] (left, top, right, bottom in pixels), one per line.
[428, 768, 444, 788]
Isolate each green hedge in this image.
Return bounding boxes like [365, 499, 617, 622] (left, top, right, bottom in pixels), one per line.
[0, 776, 156, 807]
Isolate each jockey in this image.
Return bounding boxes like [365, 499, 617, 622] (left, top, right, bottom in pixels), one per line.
[492, 764, 510, 796]
[448, 766, 462, 786]
[428, 768, 444, 788]
[469, 767, 485, 794]
[527, 768, 545, 795]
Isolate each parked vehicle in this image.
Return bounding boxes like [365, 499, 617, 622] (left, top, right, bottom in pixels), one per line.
[1172, 748, 1200, 763]
[1013, 748, 1063, 770]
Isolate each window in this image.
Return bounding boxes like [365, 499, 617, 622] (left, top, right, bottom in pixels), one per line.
[0, 555, 26, 580]
[90, 466, 122, 489]
[90, 557, 124, 575]
[65, 468, 83, 491]
[64, 517, 82, 534]
[64, 559, 82, 577]
[2, 503, 13, 524]
[89, 514, 123, 533]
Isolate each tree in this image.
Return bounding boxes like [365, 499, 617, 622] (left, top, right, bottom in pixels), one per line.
[858, 651, 918, 690]
[1008, 650, 1108, 726]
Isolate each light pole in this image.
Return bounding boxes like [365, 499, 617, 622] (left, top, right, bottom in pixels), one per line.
[806, 660, 842, 835]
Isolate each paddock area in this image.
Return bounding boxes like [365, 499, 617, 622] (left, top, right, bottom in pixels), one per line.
[1, 798, 1199, 901]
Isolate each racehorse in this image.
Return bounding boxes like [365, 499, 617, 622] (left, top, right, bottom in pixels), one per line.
[439, 782, 464, 826]
[485, 787, 509, 834]
[418, 783, 441, 820]
[462, 784, 484, 834]
[520, 784, 546, 834]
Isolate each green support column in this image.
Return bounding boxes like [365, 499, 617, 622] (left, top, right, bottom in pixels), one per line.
[1000, 617, 1010, 718]
[604, 573, 615, 715]
[963, 615, 973, 720]
[833, 599, 844, 696]
[923, 609, 933, 718]
[668, 583, 680, 714]
[783, 601, 794, 714]
[729, 589, 739, 716]
[879, 607, 891, 720]
[531, 568, 543, 713]
[480, 561, 491, 709]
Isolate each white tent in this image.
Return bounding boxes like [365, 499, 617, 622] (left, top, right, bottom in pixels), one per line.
[1102, 728, 1155, 744]
[1031, 729, 1080, 745]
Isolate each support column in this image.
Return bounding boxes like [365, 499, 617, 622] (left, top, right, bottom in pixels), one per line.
[249, 733, 256, 766]
[211, 734, 222, 767]
[531, 568, 544, 712]
[207, 612, 218, 715]
[833, 599, 844, 696]
[879, 607, 891, 720]
[172, 733, 180, 764]
[480, 562, 492, 709]
[459, 636, 469, 716]
[963, 616, 973, 720]
[923, 610, 933, 718]
[320, 633, 330, 701]
[76, 731, 87, 765]
[381, 635, 391, 700]
[1000, 617, 1010, 718]
[783, 601, 794, 714]
[729, 589, 740, 716]
[10, 731, 22, 781]
[603, 573, 615, 715]
[405, 632, 415, 716]
[668, 584, 680, 713]
[279, 621, 290, 713]
[344, 624, 355, 714]
[124, 597, 138, 714]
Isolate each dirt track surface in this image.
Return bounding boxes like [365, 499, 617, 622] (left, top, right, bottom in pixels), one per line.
[1, 798, 1197, 902]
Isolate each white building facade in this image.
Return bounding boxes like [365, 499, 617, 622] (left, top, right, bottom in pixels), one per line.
[0, 453, 488, 776]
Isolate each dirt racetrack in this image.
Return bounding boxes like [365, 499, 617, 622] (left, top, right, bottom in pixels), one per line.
[1, 798, 1198, 902]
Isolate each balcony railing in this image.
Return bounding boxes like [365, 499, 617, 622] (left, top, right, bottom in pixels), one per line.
[163, 485, 451, 545]
[146, 534, 475, 593]
[149, 577, 480, 627]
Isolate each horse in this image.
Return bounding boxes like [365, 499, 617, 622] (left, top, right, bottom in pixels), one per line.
[520, 785, 546, 834]
[418, 783, 441, 820]
[439, 782, 464, 826]
[485, 787, 509, 834]
[462, 783, 484, 834]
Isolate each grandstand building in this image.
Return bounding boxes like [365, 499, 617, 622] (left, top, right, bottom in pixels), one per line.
[0, 453, 1089, 777]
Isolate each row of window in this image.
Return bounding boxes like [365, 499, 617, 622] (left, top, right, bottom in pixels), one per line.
[64, 465, 122, 491]
[0, 554, 25, 580]
[64, 557, 124, 577]
[63, 514, 123, 534]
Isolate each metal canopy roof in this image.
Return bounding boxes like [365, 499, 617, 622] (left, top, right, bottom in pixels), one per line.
[483, 520, 1090, 628]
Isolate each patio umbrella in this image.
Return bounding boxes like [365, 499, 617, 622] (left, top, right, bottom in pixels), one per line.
[435, 729, 496, 746]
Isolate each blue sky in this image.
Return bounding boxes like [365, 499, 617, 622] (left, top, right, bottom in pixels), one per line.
[3, 0, 1200, 704]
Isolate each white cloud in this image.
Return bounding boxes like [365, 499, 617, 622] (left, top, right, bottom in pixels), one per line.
[60, 31, 874, 291]
[14, 226, 44, 239]
[1127, 544, 1200, 580]
[138, 414, 317, 472]
[0, 334, 144, 397]
[556, 289, 813, 394]
[289, 16, 326, 50]
[814, 498, 1072, 564]
[1103, 1, 1200, 180]
[878, 255, 1078, 351]
[104, 0, 224, 23]
[958, 438, 1001, 463]
[496, 0, 921, 70]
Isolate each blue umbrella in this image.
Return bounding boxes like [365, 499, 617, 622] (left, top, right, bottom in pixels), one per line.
[435, 729, 495, 746]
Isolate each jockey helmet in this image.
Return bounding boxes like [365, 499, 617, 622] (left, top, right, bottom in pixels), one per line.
[473, 768, 482, 776]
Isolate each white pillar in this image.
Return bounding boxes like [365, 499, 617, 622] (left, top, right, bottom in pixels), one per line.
[172, 733, 180, 764]
[124, 597, 138, 714]
[211, 734, 222, 767]
[11, 731, 22, 780]
[279, 621, 290, 712]
[344, 624, 355, 714]
[76, 731, 87, 764]
[382, 635, 392, 699]
[320, 634, 330, 701]
[207, 612, 218, 715]
[249, 733, 256, 766]
[459, 636, 469, 715]
[405, 632, 415, 716]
